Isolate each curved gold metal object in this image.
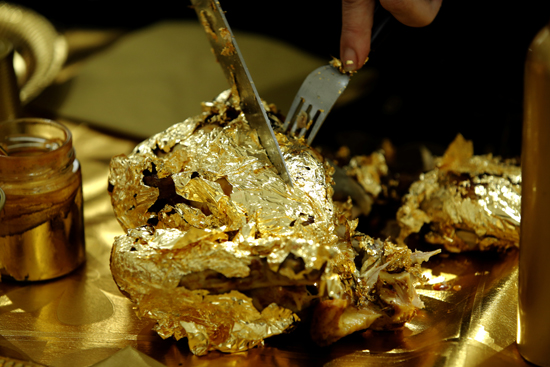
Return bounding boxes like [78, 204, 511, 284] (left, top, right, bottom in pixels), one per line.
[0, 2, 67, 104]
[0, 38, 21, 120]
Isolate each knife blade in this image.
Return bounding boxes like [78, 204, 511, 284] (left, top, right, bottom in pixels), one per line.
[190, 0, 293, 187]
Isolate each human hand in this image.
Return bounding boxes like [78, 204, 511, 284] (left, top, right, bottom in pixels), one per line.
[340, 0, 442, 71]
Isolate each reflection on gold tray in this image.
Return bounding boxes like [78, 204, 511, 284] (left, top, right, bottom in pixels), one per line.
[0, 121, 528, 367]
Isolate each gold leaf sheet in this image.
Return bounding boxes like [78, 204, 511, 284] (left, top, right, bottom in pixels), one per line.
[345, 151, 388, 198]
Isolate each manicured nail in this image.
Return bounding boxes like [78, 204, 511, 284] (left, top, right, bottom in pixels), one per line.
[363, 57, 369, 65]
[342, 48, 357, 72]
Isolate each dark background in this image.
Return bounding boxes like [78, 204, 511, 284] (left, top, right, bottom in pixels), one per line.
[9, 1, 550, 158]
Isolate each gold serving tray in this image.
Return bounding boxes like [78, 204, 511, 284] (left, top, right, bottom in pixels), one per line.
[0, 120, 528, 367]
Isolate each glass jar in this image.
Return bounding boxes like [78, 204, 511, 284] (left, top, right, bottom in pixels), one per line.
[0, 118, 85, 281]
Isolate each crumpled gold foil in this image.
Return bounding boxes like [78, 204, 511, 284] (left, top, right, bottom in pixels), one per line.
[345, 151, 388, 199]
[108, 90, 438, 355]
[397, 134, 521, 252]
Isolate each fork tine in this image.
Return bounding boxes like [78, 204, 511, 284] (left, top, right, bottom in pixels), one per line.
[283, 97, 304, 132]
[293, 106, 312, 136]
[306, 109, 324, 145]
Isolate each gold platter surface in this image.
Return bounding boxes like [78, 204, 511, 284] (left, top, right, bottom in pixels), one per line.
[0, 121, 528, 367]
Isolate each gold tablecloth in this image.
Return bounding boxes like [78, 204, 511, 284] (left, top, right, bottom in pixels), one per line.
[0, 26, 531, 367]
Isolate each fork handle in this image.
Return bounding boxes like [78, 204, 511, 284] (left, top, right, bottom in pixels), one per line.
[371, 1, 395, 53]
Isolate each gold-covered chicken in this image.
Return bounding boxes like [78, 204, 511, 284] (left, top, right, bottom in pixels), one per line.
[397, 134, 521, 252]
[108, 90, 438, 355]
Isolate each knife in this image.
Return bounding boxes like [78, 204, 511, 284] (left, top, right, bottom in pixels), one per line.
[190, 0, 293, 187]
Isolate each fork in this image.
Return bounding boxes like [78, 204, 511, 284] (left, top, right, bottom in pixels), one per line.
[283, 65, 350, 145]
[284, 3, 392, 146]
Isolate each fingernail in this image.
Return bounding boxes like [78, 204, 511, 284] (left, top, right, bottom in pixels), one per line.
[363, 57, 369, 65]
[342, 48, 357, 72]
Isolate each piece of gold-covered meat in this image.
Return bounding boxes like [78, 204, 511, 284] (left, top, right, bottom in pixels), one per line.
[397, 134, 521, 252]
[108, 90, 438, 355]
